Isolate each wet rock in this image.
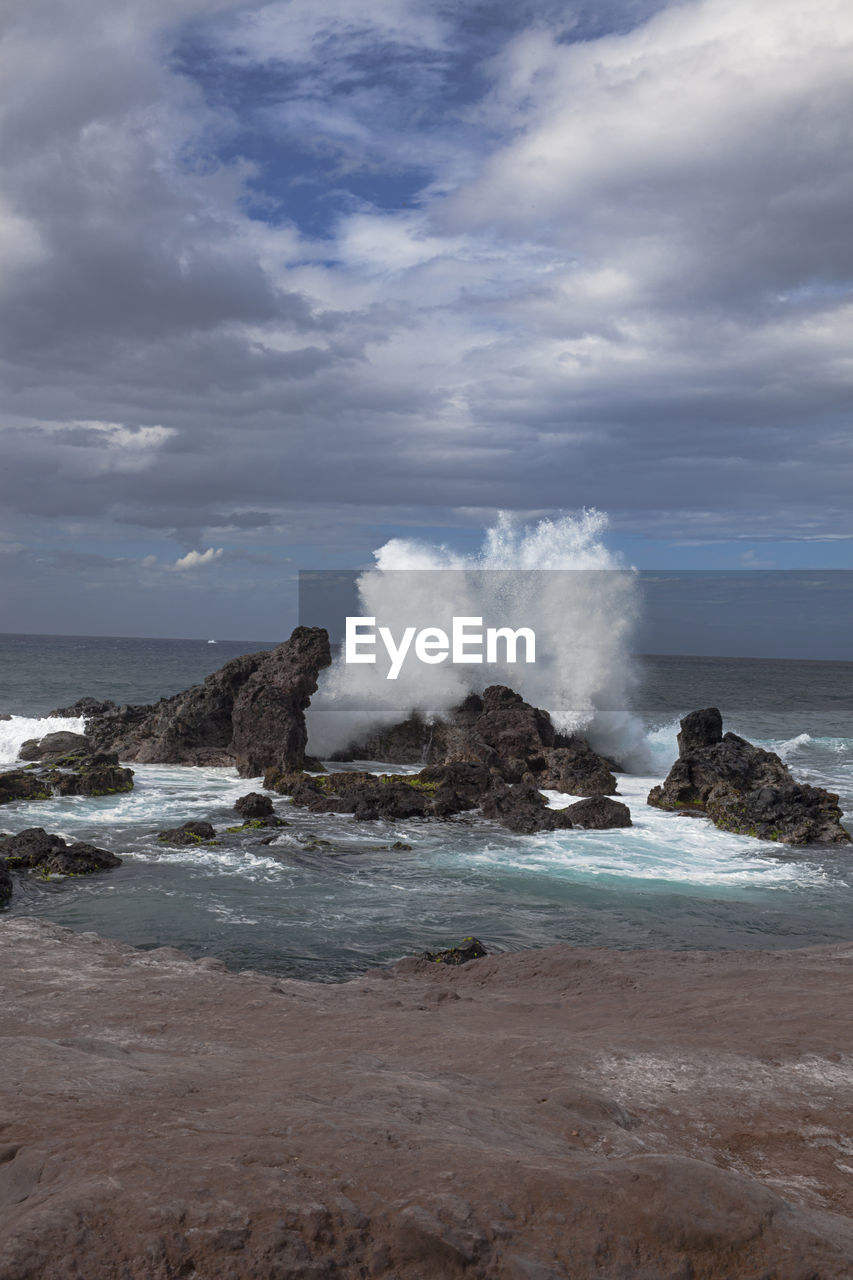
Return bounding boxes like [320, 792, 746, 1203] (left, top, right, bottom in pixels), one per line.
[422, 937, 488, 965]
[235, 792, 274, 820]
[480, 783, 576, 834]
[18, 731, 92, 761]
[0, 827, 121, 875]
[0, 860, 11, 906]
[157, 821, 217, 846]
[649, 708, 850, 845]
[63, 628, 330, 775]
[562, 795, 632, 829]
[0, 771, 53, 806]
[530, 739, 618, 796]
[44, 752, 134, 797]
[231, 627, 332, 777]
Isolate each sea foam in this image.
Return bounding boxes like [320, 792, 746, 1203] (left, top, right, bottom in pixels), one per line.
[0, 715, 85, 766]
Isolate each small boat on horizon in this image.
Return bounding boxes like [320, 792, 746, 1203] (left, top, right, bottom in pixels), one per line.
[207, 639, 217, 644]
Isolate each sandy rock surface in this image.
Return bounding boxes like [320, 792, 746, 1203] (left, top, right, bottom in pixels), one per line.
[2, 920, 853, 1278]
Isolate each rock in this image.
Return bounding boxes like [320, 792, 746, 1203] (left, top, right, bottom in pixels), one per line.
[0, 860, 11, 906]
[234, 792, 274, 820]
[231, 627, 331, 777]
[480, 783, 576, 834]
[17, 731, 92, 761]
[68, 627, 332, 775]
[649, 708, 851, 845]
[0, 827, 121, 875]
[422, 937, 488, 965]
[0, 771, 52, 806]
[0, 713, 12, 721]
[562, 796, 632, 829]
[156, 821, 216, 846]
[43, 752, 134, 797]
[529, 739, 618, 796]
[677, 706, 723, 755]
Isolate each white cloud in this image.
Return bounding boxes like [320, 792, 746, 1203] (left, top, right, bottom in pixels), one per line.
[173, 547, 224, 570]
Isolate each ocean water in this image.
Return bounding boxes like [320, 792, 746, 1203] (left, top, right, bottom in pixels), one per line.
[1, 633, 851, 978]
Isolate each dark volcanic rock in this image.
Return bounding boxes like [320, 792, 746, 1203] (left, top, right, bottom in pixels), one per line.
[331, 685, 617, 801]
[649, 708, 851, 845]
[157, 821, 217, 846]
[0, 770, 52, 806]
[60, 627, 332, 775]
[562, 796, 632, 829]
[235, 792, 274, 820]
[0, 827, 121, 875]
[18, 730, 92, 761]
[44, 752, 134, 797]
[231, 627, 331, 777]
[0, 859, 11, 906]
[480, 782, 576, 834]
[423, 936, 488, 965]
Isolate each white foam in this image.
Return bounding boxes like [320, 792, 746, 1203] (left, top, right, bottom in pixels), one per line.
[0, 715, 85, 765]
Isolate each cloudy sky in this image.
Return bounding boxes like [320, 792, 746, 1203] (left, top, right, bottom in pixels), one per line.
[1, 0, 851, 637]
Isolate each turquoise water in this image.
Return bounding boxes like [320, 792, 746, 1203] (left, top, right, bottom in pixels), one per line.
[1, 635, 852, 977]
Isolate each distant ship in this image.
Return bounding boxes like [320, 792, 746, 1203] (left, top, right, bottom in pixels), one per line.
[208, 639, 217, 645]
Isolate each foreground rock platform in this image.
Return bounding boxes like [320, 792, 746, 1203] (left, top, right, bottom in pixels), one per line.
[2, 921, 853, 1278]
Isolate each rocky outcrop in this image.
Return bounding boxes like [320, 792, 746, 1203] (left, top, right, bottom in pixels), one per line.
[268, 762, 632, 834]
[231, 627, 331, 777]
[18, 730, 92, 761]
[649, 707, 851, 844]
[0, 748, 133, 805]
[332, 685, 618, 796]
[157, 821, 217, 846]
[0, 858, 10, 906]
[0, 771, 52, 806]
[58, 627, 332, 775]
[234, 792, 274, 820]
[0, 827, 121, 875]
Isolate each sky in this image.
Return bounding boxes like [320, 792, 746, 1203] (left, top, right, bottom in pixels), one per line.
[0, 0, 851, 640]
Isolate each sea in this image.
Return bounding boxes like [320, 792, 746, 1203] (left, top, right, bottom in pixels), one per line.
[1, 632, 852, 980]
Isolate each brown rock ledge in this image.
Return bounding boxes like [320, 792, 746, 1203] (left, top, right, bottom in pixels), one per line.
[2, 920, 853, 1278]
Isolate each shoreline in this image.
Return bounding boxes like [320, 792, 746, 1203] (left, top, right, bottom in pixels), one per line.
[3, 917, 853, 1278]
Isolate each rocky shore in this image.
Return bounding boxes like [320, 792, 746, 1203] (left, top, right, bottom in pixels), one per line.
[2, 919, 853, 1279]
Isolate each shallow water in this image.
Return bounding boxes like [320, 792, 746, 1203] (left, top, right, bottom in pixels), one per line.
[1, 639, 852, 977]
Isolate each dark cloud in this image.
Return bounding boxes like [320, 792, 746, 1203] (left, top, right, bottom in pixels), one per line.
[0, 0, 851, 635]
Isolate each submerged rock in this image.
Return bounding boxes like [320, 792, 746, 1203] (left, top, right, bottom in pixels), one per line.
[648, 708, 851, 845]
[422, 936, 488, 965]
[0, 827, 121, 876]
[156, 821, 217, 846]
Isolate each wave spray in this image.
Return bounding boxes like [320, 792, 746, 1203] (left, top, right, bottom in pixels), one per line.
[306, 510, 650, 769]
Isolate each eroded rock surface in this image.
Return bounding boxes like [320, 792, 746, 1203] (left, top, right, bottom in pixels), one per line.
[57, 627, 332, 774]
[331, 686, 618, 797]
[649, 707, 851, 844]
[3, 920, 853, 1278]
[0, 828, 121, 882]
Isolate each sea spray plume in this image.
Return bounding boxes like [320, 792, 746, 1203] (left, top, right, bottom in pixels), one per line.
[305, 511, 650, 769]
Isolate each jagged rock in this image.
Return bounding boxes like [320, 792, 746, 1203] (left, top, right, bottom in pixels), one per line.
[18, 731, 92, 761]
[0, 827, 121, 875]
[235, 792, 274, 820]
[42, 751, 134, 797]
[423, 937, 488, 965]
[528, 739, 618, 796]
[649, 708, 851, 845]
[157, 821, 217, 846]
[562, 796, 632, 829]
[63, 627, 332, 775]
[480, 783, 576, 834]
[0, 770, 52, 806]
[231, 627, 331, 777]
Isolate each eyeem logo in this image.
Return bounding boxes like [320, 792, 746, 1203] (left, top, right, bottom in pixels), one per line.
[345, 616, 536, 680]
